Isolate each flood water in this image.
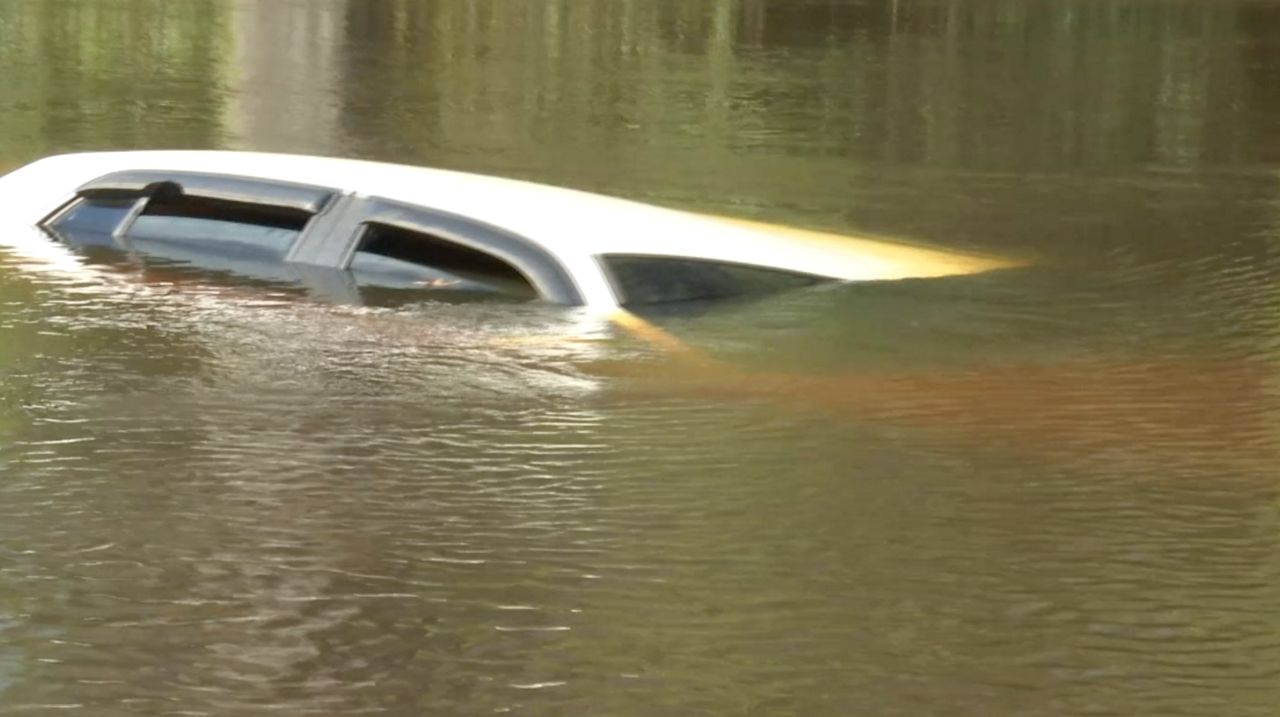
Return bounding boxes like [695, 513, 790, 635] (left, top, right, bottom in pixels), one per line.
[3, 0, 1280, 714]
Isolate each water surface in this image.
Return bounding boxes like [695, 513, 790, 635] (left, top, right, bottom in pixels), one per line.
[2, 0, 1280, 714]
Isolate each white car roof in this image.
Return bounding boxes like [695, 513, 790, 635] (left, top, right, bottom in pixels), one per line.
[0, 151, 1017, 309]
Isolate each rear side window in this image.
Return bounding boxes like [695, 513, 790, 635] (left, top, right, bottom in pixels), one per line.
[349, 223, 537, 299]
[47, 197, 137, 235]
[125, 191, 308, 258]
[601, 255, 824, 306]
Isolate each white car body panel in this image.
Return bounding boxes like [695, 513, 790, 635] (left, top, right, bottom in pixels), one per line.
[0, 151, 1018, 310]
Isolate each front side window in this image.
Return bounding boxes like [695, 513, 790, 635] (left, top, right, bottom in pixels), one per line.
[349, 223, 538, 300]
[601, 254, 825, 306]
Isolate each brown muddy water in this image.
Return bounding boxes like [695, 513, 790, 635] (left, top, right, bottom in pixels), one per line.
[3, 0, 1280, 715]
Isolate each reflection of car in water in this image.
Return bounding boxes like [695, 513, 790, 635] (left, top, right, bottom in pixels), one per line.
[0, 151, 1019, 311]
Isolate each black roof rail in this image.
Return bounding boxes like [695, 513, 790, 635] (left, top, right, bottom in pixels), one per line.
[76, 170, 334, 214]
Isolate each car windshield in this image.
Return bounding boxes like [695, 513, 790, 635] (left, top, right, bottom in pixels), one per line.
[601, 254, 825, 306]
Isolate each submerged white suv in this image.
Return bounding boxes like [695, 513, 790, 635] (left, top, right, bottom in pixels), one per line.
[0, 151, 1017, 310]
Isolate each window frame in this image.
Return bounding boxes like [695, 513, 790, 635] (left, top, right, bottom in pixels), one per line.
[306, 197, 580, 305]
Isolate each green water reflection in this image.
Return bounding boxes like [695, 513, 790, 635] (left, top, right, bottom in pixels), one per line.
[2, 0, 1280, 715]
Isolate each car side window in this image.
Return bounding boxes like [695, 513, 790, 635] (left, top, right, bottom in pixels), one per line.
[125, 191, 307, 258]
[46, 197, 138, 236]
[601, 254, 824, 306]
[348, 222, 538, 300]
